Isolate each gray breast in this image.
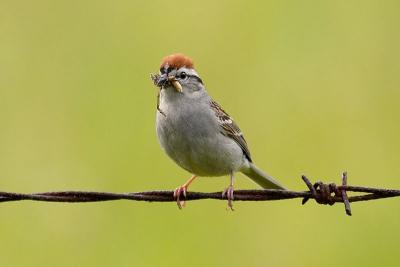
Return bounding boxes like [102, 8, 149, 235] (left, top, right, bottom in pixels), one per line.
[156, 93, 245, 176]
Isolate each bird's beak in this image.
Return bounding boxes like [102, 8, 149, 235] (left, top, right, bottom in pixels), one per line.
[153, 73, 182, 93]
[168, 76, 183, 93]
[155, 73, 168, 88]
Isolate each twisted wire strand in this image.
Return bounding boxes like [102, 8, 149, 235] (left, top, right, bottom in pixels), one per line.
[0, 173, 398, 216]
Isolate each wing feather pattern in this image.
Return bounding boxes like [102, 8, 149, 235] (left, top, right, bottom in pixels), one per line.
[210, 100, 252, 162]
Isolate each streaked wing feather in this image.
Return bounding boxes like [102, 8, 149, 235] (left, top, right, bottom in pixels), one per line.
[210, 100, 252, 162]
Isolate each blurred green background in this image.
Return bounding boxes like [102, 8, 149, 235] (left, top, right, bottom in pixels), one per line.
[1, 0, 399, 266]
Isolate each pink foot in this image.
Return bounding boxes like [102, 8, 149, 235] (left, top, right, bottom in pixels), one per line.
[173, 186, 188, 209]
[222, 185, 234, 210]
[172, 176, 197, 209]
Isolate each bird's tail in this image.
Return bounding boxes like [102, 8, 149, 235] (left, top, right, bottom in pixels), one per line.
[241, 163, 287, 190]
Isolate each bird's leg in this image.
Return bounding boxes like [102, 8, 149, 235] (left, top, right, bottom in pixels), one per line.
[173, 175, 197, 209]
[222, 172, 235, 210]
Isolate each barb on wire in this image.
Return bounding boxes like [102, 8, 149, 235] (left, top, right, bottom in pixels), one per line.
[0, 172, 399, 216]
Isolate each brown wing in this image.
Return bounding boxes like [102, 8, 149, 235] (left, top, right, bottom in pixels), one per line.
[210, 100, 252, 162]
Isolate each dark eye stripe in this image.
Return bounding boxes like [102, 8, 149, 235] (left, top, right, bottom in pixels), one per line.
[189, 75, 203, 84]
[159, 68, 203, 84]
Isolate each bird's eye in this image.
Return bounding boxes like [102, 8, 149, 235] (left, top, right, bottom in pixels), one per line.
[179, 72, 187, 79]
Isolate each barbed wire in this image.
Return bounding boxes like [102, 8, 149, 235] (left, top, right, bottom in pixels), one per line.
[0, 172, 399, 216]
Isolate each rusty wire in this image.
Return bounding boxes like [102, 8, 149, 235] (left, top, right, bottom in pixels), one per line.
[0, 172, 399, 216]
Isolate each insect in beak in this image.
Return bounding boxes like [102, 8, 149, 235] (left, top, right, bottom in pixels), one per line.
[168, 76, 183, 93]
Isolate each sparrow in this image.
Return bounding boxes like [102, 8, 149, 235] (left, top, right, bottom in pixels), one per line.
[151, 53, 286, 209]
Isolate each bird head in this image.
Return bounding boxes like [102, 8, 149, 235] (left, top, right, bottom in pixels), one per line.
[151, 53, 203, 93]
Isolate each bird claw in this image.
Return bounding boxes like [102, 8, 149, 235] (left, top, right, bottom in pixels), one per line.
[222, 185, 234, 211]
[173, 186, 188, 209]
[172, 175, 197, 209]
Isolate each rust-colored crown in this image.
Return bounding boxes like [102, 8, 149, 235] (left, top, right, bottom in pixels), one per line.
[160, 53, 194, 69]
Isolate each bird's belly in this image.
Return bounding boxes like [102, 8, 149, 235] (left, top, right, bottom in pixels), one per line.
[156, 111, 244, 176]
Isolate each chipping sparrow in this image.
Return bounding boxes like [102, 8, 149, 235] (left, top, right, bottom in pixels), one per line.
[151, 53, 286, 209]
